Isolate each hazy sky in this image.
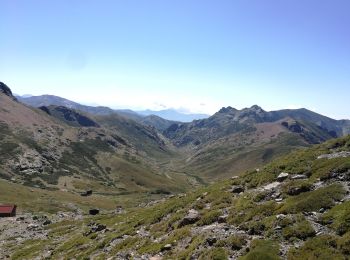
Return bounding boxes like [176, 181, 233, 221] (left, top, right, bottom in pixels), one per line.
[1, 0, 349, 119]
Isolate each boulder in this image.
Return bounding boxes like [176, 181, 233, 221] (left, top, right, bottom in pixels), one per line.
[231, 185, 244, 194]
[89, 209, 100, 215]
[218, 214, 229, 223]
[81, 190, 93, 197]
[162, 244, 172, 251]
[277, 172, 289, 182]
[179, 209, 200, 226]
[92, 224, 106, 233]
[287, 185, 311, 196]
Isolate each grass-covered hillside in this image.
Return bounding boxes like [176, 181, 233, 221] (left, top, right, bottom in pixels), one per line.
[2, 135, 350, 259]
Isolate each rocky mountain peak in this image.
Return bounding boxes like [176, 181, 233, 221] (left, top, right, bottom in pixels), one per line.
[218, 106, 238, 114]
[249, 104, 264, 112]
[0, 82, 16, 100]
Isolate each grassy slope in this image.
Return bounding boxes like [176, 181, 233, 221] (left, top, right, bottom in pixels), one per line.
[181, 132, 309, 181]
[8, 135, 350, 259]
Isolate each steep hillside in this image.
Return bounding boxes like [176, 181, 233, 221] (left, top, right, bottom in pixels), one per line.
[2, 135, 349, 259]
[39, 105, 100, 127]
[0, 87, 194, 209]
[140, 115, 180, 132]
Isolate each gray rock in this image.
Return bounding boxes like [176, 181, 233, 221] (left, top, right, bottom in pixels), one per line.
[291, 174, 308, 180]
[179, 209, 200, 226]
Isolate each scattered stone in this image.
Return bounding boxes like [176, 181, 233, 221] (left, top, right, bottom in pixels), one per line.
[277, 172, 289, 182]
[319, 208, 326, 213]
[276, 214, 285, 220]
[231, 176, 239, 180]
[275, 198, 283, 202]
[231, 185, 244, 194]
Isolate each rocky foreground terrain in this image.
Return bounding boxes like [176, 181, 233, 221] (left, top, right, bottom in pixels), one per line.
[1, 135, 349, 259]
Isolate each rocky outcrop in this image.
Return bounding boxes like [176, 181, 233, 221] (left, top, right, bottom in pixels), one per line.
[317, 151, 350, 160]
[39, 106, 100, 127]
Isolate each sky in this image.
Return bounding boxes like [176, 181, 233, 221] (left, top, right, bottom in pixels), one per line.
[0, 0, 349, 119]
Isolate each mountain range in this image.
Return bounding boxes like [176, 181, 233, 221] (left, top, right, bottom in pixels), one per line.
[2, 82, 349, 189]
[16, 94, 209, 122]
[1, 81, 350, 259]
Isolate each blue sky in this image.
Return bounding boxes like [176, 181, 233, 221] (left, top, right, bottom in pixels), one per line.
[0, 0, 349, 119]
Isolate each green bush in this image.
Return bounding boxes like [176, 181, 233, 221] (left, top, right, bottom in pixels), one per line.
[279, 184, 345, 214]
[215, 235, 247, 250]
[197, 210, 221, 226]
[287, 235, 343, 260]
[240, 239, 280, 260]
[199, 247, 228, 260]
[338, 232, 350, 255]
[321, 201, 350, 235]
[282, 220, 315, 240]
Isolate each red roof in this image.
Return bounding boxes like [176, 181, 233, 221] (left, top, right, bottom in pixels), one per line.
[0, 205, 16, 214]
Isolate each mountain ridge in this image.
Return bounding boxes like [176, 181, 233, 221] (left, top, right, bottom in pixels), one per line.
[16, 94, 210, 123]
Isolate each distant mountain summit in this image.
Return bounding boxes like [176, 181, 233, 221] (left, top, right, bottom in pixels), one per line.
[137, 108, 210, 122]
[17, 94, 116, 116]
